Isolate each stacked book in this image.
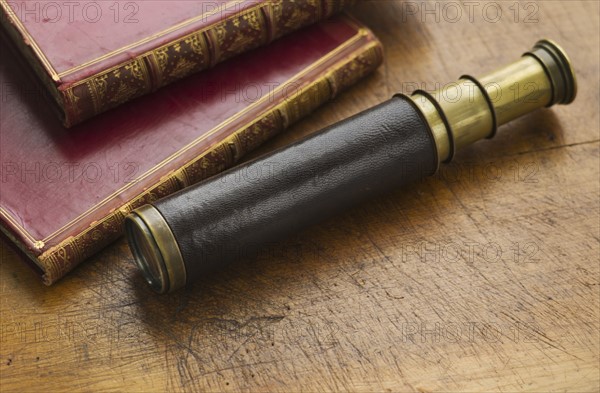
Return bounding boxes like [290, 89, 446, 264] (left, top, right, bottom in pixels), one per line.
[0, 0, 383, 284]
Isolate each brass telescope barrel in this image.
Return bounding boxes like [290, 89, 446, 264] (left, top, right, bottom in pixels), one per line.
[410, 39, 576, 164]
[125, 39, 577, 293]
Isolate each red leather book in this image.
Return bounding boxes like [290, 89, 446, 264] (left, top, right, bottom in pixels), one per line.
[0, 16, 383, 285]
[0, 0, 356, 127]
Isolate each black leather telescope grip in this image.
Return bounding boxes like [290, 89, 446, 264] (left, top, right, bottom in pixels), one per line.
[152, 95, 438, 284]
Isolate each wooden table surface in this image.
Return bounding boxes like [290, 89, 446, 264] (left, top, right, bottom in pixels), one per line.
[1, 1, 599, 392]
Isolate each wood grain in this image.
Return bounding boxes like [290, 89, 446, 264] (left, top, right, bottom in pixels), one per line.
[1, 1, 598, 391]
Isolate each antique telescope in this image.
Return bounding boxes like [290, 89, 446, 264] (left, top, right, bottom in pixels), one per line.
[125, 39, 577, 293]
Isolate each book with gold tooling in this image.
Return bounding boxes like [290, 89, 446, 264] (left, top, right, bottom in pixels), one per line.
[0, 0, 356, 127]
[0, 15, 383, 284]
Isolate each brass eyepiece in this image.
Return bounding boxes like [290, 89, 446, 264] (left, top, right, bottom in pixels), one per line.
[527, 39, 577, 105]
[410, 39, 577, 164]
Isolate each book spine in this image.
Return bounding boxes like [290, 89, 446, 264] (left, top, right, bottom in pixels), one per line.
[58, 0, 357, 127]
[37, 35, 383, 284]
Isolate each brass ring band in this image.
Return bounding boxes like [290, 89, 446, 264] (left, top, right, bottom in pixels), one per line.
[125, 205, 186, 293]
[413, 89, 456, 163]
[459, 74, 498, 139]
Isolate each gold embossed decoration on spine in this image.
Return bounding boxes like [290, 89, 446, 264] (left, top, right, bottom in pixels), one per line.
[1, 0, 354, 127]
[64, 58, 153, 127]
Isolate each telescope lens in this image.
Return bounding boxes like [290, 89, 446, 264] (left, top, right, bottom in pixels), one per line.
[125, 214, 169, 293]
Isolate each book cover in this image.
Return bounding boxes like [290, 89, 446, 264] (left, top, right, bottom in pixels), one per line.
[0, 0, 356, 127]
[0, 16, 383, 285]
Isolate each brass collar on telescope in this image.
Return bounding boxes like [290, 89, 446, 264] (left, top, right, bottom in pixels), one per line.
[125, 205, 186, 293]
